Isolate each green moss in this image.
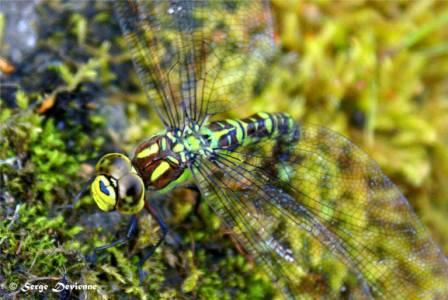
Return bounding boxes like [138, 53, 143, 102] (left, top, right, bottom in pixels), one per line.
[0, 204, 83, 296]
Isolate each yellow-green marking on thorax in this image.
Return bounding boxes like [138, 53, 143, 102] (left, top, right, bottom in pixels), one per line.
[136, 143, 159, 158]
[150, 161, 171, 182]
[156, 168, 191, 194]
[185, 135, 202, 152]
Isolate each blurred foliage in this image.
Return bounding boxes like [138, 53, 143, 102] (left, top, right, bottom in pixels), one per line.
[1, 0, 448, 299]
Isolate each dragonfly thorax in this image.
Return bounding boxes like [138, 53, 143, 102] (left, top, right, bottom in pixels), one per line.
[132, 131, 193, 192]
[182, 124, 213, 156]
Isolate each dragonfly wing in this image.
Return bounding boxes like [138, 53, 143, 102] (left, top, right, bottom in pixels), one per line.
[192, 124, 448, 299]
[115, 0, 274, 129]
[192, 155, 371, 298]
[191, 156, 336, 299]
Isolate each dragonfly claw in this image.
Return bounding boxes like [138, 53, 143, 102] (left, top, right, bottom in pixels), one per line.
[85, 251, 98, 266]
[138, 267, 148, 284]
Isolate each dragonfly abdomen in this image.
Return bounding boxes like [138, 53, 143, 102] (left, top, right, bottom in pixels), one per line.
[207, 112, 298, 151]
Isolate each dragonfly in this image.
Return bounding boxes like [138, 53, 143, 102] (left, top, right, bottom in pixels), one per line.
[86, 0, 448, 299]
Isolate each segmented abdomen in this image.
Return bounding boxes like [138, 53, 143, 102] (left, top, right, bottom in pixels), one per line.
[207, 112, 299, 151]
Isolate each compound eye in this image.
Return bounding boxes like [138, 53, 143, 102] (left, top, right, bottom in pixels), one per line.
[116, 173, 145, 215]
[96, 153, 132, 179]
[91, 175, 117, 212]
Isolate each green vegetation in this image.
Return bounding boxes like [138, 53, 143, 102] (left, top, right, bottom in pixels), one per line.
[1, 1, 448, 299]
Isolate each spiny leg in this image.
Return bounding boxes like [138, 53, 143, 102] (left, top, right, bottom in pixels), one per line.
[86, 215, 138, 265]
[138, 202, 168, 283]
[70, 176, 95, 209]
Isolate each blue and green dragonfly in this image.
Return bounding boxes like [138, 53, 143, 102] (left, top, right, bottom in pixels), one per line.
[87, 0, 448, 298]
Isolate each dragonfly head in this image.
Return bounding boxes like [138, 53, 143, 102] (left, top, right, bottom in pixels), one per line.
[90, 153, 145, 215]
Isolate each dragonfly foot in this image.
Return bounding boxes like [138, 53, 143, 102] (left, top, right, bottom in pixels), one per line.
[85, 251, 98, 266]
[138, 266, 148, 283]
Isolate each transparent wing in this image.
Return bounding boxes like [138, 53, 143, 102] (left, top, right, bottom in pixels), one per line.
[191, 124, 448, 299]
[115, 0, 274, 130]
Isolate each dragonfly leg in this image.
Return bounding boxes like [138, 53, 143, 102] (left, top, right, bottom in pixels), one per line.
[50, 177, 95, 214]
[86, 215, 138, 265]
[138, 203, 168, 282]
